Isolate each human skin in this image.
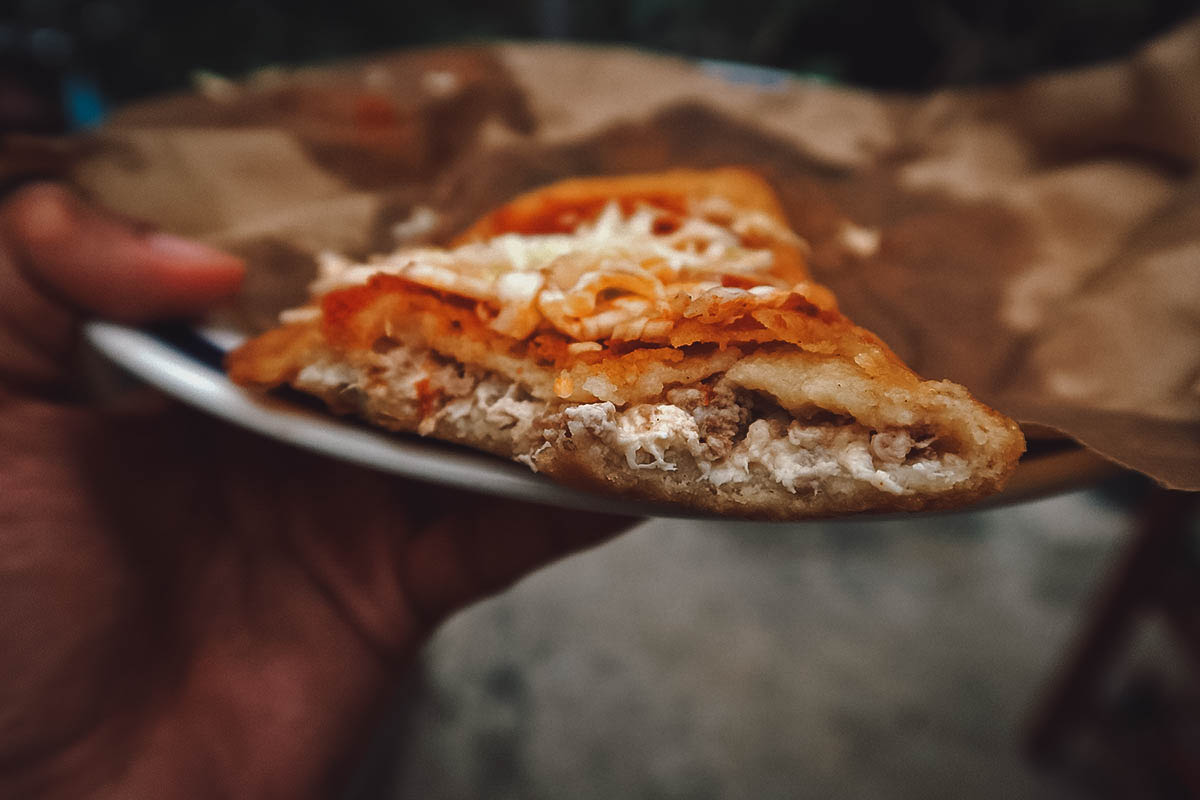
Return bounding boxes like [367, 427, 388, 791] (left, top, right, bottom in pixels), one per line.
[0, 184, 635, 799]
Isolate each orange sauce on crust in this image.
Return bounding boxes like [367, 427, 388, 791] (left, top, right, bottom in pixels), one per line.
[318, 270, 889, 380]
[313, 168, 896, 379]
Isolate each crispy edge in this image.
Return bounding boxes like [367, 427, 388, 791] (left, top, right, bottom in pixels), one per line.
[226, 321, 324, 388]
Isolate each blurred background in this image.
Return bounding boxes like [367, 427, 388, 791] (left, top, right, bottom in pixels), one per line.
[4, 2, 1200, 798]
[358, 484, 1200, 800]
[2, 0, 1199, 132]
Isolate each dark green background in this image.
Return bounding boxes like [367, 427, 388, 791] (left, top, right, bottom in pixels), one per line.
[7, 0, 1200, 105]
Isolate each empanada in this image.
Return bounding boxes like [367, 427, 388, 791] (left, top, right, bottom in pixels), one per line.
[228, 169, 1024, 518]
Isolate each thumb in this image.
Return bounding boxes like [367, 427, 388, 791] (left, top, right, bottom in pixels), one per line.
[1, 183, 244, 322]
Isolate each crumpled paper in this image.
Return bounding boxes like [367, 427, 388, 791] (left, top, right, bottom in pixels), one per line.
[61, 22, 1200, 490]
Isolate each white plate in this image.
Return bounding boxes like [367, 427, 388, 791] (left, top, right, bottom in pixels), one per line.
[83, 321, 1120, 520]
[83, 320, 682, 517]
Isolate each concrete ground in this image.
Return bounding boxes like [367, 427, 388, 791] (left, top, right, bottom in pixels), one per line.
[350, 484, 1142, 799]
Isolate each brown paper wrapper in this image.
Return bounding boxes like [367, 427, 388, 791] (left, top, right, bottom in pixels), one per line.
[63, 24, 1200, 491]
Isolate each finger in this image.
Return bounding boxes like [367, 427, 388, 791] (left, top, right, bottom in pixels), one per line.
[400, 496, 640, 627]
[1, 183, 245, 390]
[1, 183, 244, 323]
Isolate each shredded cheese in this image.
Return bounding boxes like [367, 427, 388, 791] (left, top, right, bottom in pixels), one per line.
[299, 199, 811, 343]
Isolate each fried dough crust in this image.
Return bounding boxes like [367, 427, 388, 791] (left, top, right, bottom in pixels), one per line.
[228, 169, 1024, 517]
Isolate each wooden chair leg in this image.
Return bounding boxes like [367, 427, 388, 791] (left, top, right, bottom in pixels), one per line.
[1024, 489, 1198, 765]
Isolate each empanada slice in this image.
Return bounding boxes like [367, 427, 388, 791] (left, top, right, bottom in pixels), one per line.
[228, 168, 1024, 518]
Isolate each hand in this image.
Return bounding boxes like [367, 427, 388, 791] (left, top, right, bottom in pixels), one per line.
[0, 185, 636, 799]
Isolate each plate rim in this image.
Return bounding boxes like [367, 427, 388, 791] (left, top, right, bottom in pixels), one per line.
[82, 320, 1124, 523]
[82, 319, 682, 518]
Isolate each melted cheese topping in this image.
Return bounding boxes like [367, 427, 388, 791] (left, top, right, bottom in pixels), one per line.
[303, 200, 812, 343]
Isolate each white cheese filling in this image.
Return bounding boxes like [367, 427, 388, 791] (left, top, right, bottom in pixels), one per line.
[296, 354, 969, 497]
[295, 352, 543, 440]
[564, 402, 968, 496]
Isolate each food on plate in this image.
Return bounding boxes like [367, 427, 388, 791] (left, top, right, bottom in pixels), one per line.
[228, 169, 1024, 518]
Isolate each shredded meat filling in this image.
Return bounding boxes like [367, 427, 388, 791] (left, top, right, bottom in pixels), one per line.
[869, 429, 937, 465]
[665, 383, 751, 459]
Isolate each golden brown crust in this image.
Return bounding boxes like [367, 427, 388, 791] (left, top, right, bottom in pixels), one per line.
[240, 335, 1022, 519]
[226, 322, 324, 387]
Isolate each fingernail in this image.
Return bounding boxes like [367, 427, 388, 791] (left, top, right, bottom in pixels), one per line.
[145, 232, 239, 266]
